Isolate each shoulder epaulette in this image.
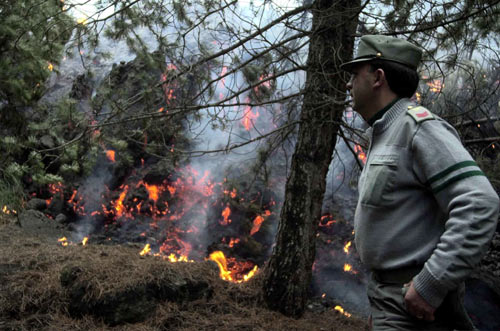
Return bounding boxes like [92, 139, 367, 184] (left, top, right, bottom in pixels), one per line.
[407, 105, 434, 123]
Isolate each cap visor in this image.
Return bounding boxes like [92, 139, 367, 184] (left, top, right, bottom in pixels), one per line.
[339, 57, 375, 72]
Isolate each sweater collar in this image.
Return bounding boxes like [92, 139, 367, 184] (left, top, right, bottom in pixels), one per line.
[371, 98, 412, 134]
[367, 97, 401, 126]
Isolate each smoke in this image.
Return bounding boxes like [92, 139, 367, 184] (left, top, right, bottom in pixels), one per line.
[69, 157, 113, 242]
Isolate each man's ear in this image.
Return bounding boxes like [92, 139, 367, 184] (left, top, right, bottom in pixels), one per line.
[373, 68, 386, 88]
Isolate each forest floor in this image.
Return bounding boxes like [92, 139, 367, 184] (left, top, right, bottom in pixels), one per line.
[0, 213, 368, 331]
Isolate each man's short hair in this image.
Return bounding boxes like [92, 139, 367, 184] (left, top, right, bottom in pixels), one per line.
[369, 59, 419, 98]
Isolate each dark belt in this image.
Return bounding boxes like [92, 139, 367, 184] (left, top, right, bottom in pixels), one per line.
[372, 265, 423, 284]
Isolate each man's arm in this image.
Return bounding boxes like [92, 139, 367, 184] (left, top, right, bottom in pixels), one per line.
[410, 118, 499, 309]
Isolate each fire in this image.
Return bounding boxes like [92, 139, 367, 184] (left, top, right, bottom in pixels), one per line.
[354, 144, 366, 164]
[228, 238, 240, 248]
[140, 244, 151, 256]
[58, 237, 69, 246]
[208, 251, 258, 283]
[250, 210, 270, 235]
[253, 74, 273, 95]
[2, 205, 16, 215]
[241, 97, 259, 131]
[415, 92, 421, 103]
[165, 253, 191, 262]
[334, 305, 352, 318]
[112, 185, 129, 217]
[427, 79, 444, 93]
[106, 150, 116, 162]
[41, 164, 276, 284]
[220, 205, 231, 225]
[47, 62, 54, 71]
[319, 215, 336, 227]
[343, 241, 351, 254]
[142, 182, 161, 202]
[161, 63, 178, 104]
[343, 263, 358, 274]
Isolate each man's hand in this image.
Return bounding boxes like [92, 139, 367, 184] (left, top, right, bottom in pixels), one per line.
[403, 281, 436, 321]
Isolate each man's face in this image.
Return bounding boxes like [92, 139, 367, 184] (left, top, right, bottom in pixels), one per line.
[346, 63, 375, 119]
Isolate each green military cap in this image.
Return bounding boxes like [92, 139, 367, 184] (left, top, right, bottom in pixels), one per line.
[340, 35, 422, 72]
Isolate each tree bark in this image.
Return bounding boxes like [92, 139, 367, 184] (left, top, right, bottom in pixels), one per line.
[262, 0, 360, 317]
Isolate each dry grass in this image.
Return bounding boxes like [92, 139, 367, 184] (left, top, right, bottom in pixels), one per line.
[0, 218, 367, 331]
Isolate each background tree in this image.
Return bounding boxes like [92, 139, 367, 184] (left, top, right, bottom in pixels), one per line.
[0, 0, 498, 319]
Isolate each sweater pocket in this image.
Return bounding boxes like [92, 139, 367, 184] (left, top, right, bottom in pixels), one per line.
[361, 155, 399, 206]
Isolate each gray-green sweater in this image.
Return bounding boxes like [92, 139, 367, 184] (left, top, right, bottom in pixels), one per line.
[354, 98, 499, 308]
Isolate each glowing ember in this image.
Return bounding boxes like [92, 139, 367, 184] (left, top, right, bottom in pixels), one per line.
[140, 243, 151, 256]
[142, 182, 161, 202]
[220, 205, 231, 225]
[58, 237, 69, 247]
[250, 210, 271, 235]
[112, 185, 129, 217]
[2, 205, 16, 215]
[253, 74, 273, 95]
[228, 238, 240, 248]
[81, 237, 88, 245]
[343, 241, 352, 254]
[242, 106, 259, 131]
[415, 92, 421, 103]
[319, 215, 336, 227]
[427, 79, 444, 93]
[106, 150, 116, 162]
[354, 144, 366, 164]
[208, 251, 258, 283]
[334, 305, 352, 318]
[165, 253, 191, 262]
[343, 263, 357, 274]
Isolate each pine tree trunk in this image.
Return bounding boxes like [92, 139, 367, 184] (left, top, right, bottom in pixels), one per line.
[263, 0, 360, 317]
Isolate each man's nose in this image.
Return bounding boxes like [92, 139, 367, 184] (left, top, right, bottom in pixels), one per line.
[346, 78, 352, 90]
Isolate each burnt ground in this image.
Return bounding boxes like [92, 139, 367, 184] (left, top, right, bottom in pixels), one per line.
[3, 209, 500, 331]
[0, 214, 368, 331]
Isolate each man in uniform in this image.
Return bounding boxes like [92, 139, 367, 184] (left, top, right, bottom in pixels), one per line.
[340, 35, 499, 330]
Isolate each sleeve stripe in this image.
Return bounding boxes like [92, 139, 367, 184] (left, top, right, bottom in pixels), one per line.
[432, 170, 486, 194]
[426, 160, 477, 185]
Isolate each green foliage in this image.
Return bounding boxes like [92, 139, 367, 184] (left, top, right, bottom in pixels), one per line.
[0, 0, 73, 108]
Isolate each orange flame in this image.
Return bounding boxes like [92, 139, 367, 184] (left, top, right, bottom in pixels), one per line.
[140, 243, 151, 256]
[221, 205, 231, 225]
[228, 238, 240, 248]
[343, 263, 358, 274]
[241, 105, 259, 131]
[208, 251, 258, 283]
[251, 210, 272, 236]
[354, 144, 366, 164]
[112, 185, 129, 217]
[143, 182, 160, 202]
[319, 215, 336, 227]
[343, 241, 351, 254]
[427, 79, 444, 93]
[415, 92, 421, 103]
[58, 237, 69, 247]
[2, 205, 16, 215]
[334, 305, 352, 318]
[106, 150, 116, 163]
[81, 237, 88, 246]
